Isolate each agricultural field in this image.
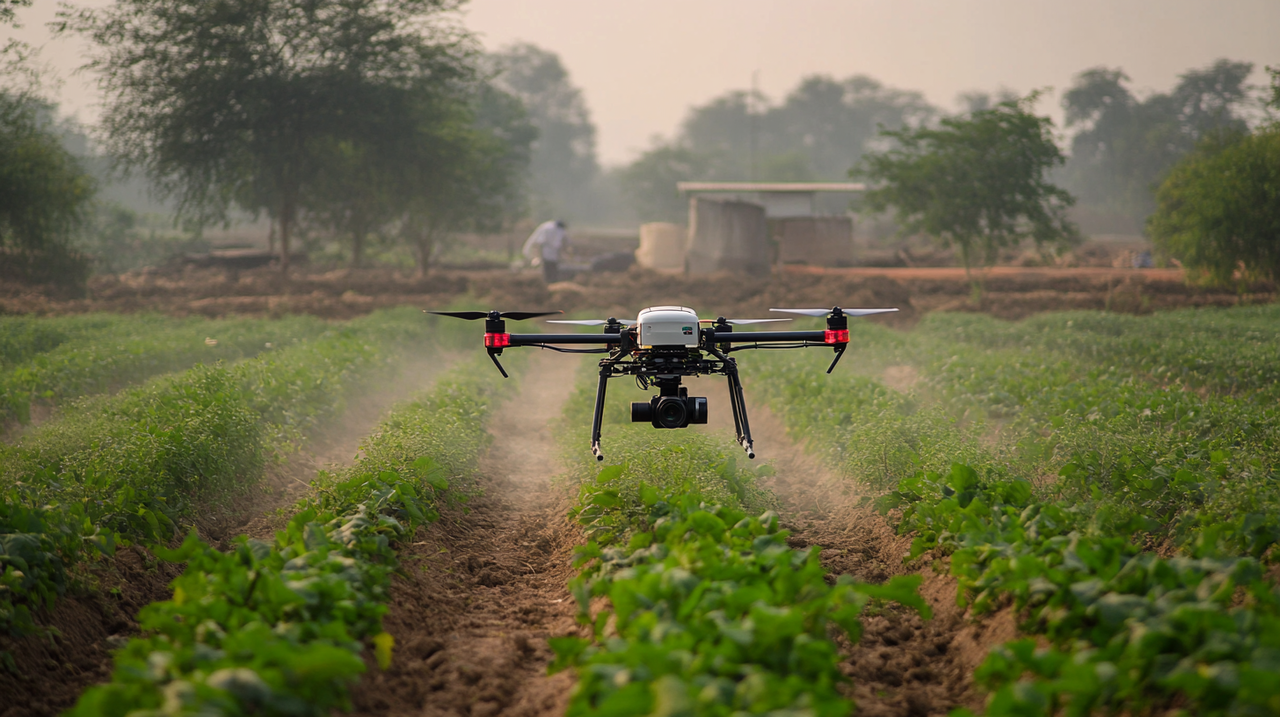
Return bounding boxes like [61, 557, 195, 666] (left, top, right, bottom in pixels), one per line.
[0, 301, 1277, 717]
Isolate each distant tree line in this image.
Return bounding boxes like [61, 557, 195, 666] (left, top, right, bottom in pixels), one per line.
[619, 75, 935, 222]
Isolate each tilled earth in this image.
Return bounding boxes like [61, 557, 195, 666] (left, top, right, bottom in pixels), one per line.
[350, 352, 584, 717]
[0, 357, 457, 717]
[707, 386, 992, 717]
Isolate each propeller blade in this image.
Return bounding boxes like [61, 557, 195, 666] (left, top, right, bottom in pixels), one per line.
[769, 308, 899, 317]
[426, 310, 488, 320]
[501, 310, 563, 321]
[546, 318, 636, 326]
[843, 309, 900, 316]
[425, 310, 564, 321]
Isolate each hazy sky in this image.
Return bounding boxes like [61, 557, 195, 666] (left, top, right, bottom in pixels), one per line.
[12, 0, 1279, 165]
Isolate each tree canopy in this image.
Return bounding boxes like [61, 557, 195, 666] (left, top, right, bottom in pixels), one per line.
[488, 43, 602, 223]
[1060, 59, 1256, 228]
[621, 74, 935, 222]
[857, 96, 1080, 275]
[0, 91, 95, 285]
[61, 0, 521, 272]
[1148, 126, 1280, 286]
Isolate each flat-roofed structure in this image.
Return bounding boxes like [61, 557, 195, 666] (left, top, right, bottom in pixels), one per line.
[677, 182, 866, 268]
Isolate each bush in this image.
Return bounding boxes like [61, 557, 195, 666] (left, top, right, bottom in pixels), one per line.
[1149, 126, 1280, 286]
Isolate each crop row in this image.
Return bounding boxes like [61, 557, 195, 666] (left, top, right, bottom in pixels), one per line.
[549, 365, 927, 716]
[0, 308, 466, 640]
[744, 307, 1280, 715]
[67, 353, 513, 717]
[0, 313, 331, 425]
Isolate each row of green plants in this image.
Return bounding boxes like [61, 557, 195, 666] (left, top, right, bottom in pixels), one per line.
[0, 308, 465, 641]
[549, 363, 928, 716]
[68, 353, 513, 716]
[744, 307, 1280, 715]
[0, 313, 331, 425]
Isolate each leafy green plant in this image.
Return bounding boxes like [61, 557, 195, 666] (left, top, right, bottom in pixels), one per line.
[0, 308, 464, 639]
[68, 351, 513, 716]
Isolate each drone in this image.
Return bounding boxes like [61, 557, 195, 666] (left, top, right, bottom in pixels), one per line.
[428, 305, 897, 462]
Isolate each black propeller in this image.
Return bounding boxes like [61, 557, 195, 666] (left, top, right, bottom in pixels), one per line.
[427, 310, 563, 321]
[769, 307, 899, 317]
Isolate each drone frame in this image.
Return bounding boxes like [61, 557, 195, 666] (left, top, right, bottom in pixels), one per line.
[435, 308, 864, 462]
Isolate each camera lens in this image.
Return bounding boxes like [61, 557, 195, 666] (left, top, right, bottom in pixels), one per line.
[655, 396, 687, 428]
[630, 401, 652, 423]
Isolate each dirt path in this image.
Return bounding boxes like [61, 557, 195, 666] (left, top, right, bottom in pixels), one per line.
[704, 384, 987, 717]
[0, 356, 459, 717]
[351, 351, 582, 717]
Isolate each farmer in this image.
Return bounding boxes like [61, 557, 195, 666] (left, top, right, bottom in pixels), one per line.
[522, 219, 569, 283]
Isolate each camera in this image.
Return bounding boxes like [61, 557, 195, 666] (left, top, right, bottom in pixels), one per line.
[631, 394, 707, 429]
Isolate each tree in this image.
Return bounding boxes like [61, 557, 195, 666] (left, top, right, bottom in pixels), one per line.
[1061, 59, 1255, 226]
[399, 82, 534, 275]
[1148, 126, 1280, 286]
[61, 0, 474, 274]
[488, 43, 599, 221]
[618, 145, 719, 223]
[856, 95, 1080, 278]
[0, 90, 95, 285]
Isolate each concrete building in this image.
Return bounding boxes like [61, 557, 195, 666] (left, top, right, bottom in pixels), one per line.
[677, 182, 865, 269]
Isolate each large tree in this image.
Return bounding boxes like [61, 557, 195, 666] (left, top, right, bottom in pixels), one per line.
[61, 0, 474, 273]
[488, 43, 599, 222]
[1060, 59, 1255, 227]
[618, 74, 935, 221]
[0, 91, 95, 285]
[1148, 126, 1280, 286]
[856, 95, 1080, 277]
[396, 82, 533, 275]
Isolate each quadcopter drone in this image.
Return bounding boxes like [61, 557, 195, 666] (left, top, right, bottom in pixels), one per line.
[428, 305, 897, 462]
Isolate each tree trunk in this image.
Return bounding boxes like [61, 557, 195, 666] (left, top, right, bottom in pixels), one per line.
[414, 234, 431, 278]
[351, 226, 365, 268]
[279, 201, 294, 276]
[268, 221, 276, 253]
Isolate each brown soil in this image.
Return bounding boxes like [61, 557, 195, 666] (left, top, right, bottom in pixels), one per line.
[0, 357, 457, 717]
[350, 351, 582, 717]
[3, 265, 1269, 323]
[705, 394, 991, 717]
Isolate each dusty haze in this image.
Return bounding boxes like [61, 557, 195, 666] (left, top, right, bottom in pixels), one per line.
[11, 0, 1279, 164]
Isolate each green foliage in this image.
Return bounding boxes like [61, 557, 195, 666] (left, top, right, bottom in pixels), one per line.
[61, 0, 488, 271]
[858, 95, 1080, 274]
[0, 308, 447, 639]
[558, 474, 929, 717]
[489, 43, 599, 222]
[67, 350, 508, 717]
[551, 356, 927, 717]
[753, 306, 1280, 715]
[619, 74, 935, 221]
[1148, 125, 1280, 286]
[0, 90, 95, 286]
[0, 313, 328, 424]
[1061, 59, 1257, 225]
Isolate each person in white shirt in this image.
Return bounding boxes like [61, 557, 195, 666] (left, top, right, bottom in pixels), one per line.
[522, 220, 568, 282]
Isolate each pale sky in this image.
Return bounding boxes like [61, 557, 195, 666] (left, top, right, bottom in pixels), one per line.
[13, 0, 1280, 165]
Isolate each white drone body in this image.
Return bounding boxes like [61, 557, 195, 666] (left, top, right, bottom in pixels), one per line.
[636, 306, 701, 348]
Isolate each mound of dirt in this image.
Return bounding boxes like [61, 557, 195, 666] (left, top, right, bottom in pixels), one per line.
[9, 263, 1266, 323]
[351, 352, 583, 717]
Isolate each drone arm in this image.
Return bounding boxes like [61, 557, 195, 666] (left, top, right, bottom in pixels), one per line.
[508, 333, 619, 346]
[709, 330, 827, 344]
[589, 364, 610, 462]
